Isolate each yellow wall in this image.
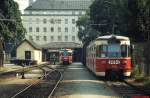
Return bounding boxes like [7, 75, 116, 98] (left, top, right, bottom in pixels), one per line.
[16, 41, 42, 64]
[34, 50, 42, 63]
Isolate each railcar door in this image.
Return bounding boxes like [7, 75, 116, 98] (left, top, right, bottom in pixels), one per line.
[25, 51, 31, 59]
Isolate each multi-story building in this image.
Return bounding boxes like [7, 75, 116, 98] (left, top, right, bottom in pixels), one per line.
[22, 0, 93, 45]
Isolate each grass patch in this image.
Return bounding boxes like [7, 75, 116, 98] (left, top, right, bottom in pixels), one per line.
[135, 76, 150, 87]
[143, 77, 150, 87]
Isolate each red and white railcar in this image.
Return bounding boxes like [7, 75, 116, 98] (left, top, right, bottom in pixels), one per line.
[59, 49, 73, 65]
[86, 35, 131, 78]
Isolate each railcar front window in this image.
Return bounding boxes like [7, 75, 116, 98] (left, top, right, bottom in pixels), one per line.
[107, 44, 121, 57]
[97, 44, 129, 58]
[63, 50, 68, 56]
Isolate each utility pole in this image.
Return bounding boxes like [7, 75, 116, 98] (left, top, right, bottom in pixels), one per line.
[104, 0, 116, 34]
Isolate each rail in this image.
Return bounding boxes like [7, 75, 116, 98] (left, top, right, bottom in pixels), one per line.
[11, 64, 64, 98]
[48, 70, 63, 98]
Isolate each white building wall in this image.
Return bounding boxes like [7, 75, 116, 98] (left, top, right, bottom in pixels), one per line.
[23, 10, 84, 45]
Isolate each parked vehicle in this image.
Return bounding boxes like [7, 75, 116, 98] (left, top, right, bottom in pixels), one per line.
[86, 35, 132, 79]
[59, 49, 73, 65]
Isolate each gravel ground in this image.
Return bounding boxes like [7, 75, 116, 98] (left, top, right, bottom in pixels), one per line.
[0, 77, 39, 98]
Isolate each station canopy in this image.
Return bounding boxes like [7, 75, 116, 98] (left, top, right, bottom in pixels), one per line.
[42, 42, 82, 49]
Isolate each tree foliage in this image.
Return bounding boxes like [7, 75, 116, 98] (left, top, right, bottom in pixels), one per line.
[76, 15, 100, 44]
[90, 0, 149, 42]
[90, 0, 129, 35]
[0, 0, 26, 44]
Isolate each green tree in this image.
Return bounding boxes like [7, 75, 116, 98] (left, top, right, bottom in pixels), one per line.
[77, 15, 100, 44]
[0, 0, 25, 67]
[0, 0, 26, 44]
[90, 0, 129, 35]
[76, 14, 100, 65]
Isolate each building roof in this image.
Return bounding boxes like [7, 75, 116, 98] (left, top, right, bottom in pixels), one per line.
[17, 39, 42, 50]
[25, 0, 92, 10]
[96, 35, 129, 41]
[42, 42, 82, 49]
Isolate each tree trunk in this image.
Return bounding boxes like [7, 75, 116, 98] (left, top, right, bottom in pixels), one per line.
[0, 37, 4, 67]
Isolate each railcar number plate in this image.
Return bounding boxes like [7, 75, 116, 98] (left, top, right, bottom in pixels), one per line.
[108, 60, 120, 64]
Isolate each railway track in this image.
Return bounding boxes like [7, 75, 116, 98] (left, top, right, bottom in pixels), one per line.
[11, 64, 64, 98]
[0, 64, 47, 79]
[105, 80, 149, 98]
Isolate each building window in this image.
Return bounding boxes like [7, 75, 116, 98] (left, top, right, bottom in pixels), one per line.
[65, 27, 68, 32]
[43, 36, 47, 41]
[79, 11, 82, 15]
[29, 27, 32, 32]
[65, 19, 68, 24]
[58, 27, 61, 32]
[57, 19, 61, 24]
[43, 18, 47, 24]
[43, 27, 47, 32]
[65, 36, 68, 41]
[29, 36, 33, 40]
[72, 19, 76, 24]
[58, 36, 62, 41]
[36, 18, 40, 24]
[72, 27, 75, 32]
[29, 11, 32, 14]
[50, 19, 55, 24]
[51, 27, 54, 32]
[36, 27, 40, 32]
[29, 18, 32, 24]
[51, 36, 54, 41]
[72, 11, 75, 15]
[72, 36, 75, 41]
[36, 36, 40, 41]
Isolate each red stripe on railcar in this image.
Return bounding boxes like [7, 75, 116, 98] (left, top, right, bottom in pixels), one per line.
[95, 58, 131, 72]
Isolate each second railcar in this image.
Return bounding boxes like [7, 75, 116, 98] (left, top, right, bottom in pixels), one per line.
[59, 49, 73, 65]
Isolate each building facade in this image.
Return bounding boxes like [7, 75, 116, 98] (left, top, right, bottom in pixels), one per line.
[22, 0, 92, 45]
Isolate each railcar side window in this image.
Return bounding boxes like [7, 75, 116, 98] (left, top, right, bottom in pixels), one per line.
[96, 46, 99, 57]
[101, 45, 107, 58]
[128, 46, 131, 57]
[121, 45, 127, 57]
[96, 45, 107, 58]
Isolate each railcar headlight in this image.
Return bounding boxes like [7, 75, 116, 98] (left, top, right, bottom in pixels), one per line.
[122, 60, 127, 65]
[101, 61, 107, 64]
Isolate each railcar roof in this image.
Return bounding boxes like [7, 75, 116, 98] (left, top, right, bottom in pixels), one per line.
[96, 35, 129, 40]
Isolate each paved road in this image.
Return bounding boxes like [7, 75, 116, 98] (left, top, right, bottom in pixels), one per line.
[52, 62, 121, 98]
